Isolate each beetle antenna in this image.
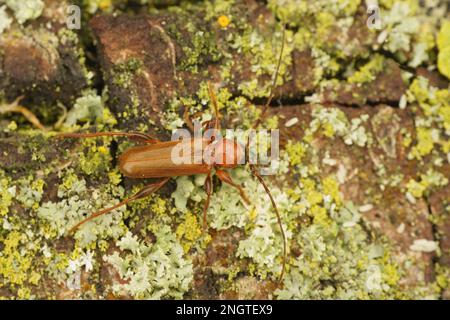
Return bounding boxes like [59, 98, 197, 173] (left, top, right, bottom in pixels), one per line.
[250, 164, 286, 283]
[243, 24, 287, 283]
[207, 81, 221, 131]
[245, 23, 286, 159]
[253, 23, 286, 130]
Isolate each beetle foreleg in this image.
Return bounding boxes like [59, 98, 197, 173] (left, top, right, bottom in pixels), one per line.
[215, 169, 250, 205]
[67, 178, 170, 234]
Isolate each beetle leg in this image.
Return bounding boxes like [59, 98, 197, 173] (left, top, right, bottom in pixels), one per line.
[202, 119, 219, 131]
[215, 169, 250, 205]
[202, 171, 213, 231]
[67, 178, 170, 234]
[57, 132, 159, 144]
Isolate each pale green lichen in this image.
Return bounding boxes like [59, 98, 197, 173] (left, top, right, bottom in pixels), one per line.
[310, 106, 349, 138]
[37, 169, 125, 246]
[268, 0, 361, 28]
[64, 90, 104, 127]
[0, 5, 12, 34]
[406, 169, 448, 199]
[309, 106, 372, 147]
[235, 167, 292, 279]
[208, 169, 254, 230]
[173, 165, 292, 280]
[381, 2, 420, 54]
[104, 228, 193, 299]
[172, 175, 204, 213]
[275, 210, 402, 299]
[234, 26, 293, 98]
[15, 175, 45, 209]
[4, 0, 44, 24]
[406, 77, 450, 160]
[343, 115, 372, 147]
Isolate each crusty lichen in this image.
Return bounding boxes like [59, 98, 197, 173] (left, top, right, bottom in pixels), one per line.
[4, 0, 44, 24]
[0, 170, 14, 216]
[406, 77, 450, 160]
[104, 228, 193, 299]
[309, 105, 372, 147]
[406, 169, 448, 199]
[37, 168, 126, 246]
[437, 20, 450, 80]
[0, 5, 12, 34]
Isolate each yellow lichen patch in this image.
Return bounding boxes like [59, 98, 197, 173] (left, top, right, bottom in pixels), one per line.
[410, 127, 434, 159]
[176, 212, 202, 252]
[31, 179, 45, 210]
[316, 11, 334, 40]
[78, 137, 112, 176]
[322, 176, 342, 207]
[322, 122, 336, 138]
[309, 205, 332, 228]
[0, 174, 14, 216]
[98, 240, 109, 252]
[301, 178, 324, 207]
[248, 207, 258, 221]
[348, 54, 385, 84]
[217, 15, 231, 28]
[406, 169, 448, 199]
[97, 146, 108, 154]
[286, 141, 306, 166]
[438, 46, 450, 79]
[0, 231, 36, 287]
[108, 169, 122, 186]
[99, 0, 112, 11]
[382, 263, 400, 287]
[406, 179, 426, 198]
[29, 272, 41, 286]
[437, 21, 450, 79]
[151, 196, 168, 216]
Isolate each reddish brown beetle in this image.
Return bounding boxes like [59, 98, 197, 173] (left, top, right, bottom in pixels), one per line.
[59, 26, 287, 282]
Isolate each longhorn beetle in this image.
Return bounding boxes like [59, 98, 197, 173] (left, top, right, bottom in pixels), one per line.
[58, 24, 287, 282]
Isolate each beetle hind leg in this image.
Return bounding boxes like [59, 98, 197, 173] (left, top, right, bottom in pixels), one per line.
[67, 178, 170, 234]
[202, 172, 214, 231]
